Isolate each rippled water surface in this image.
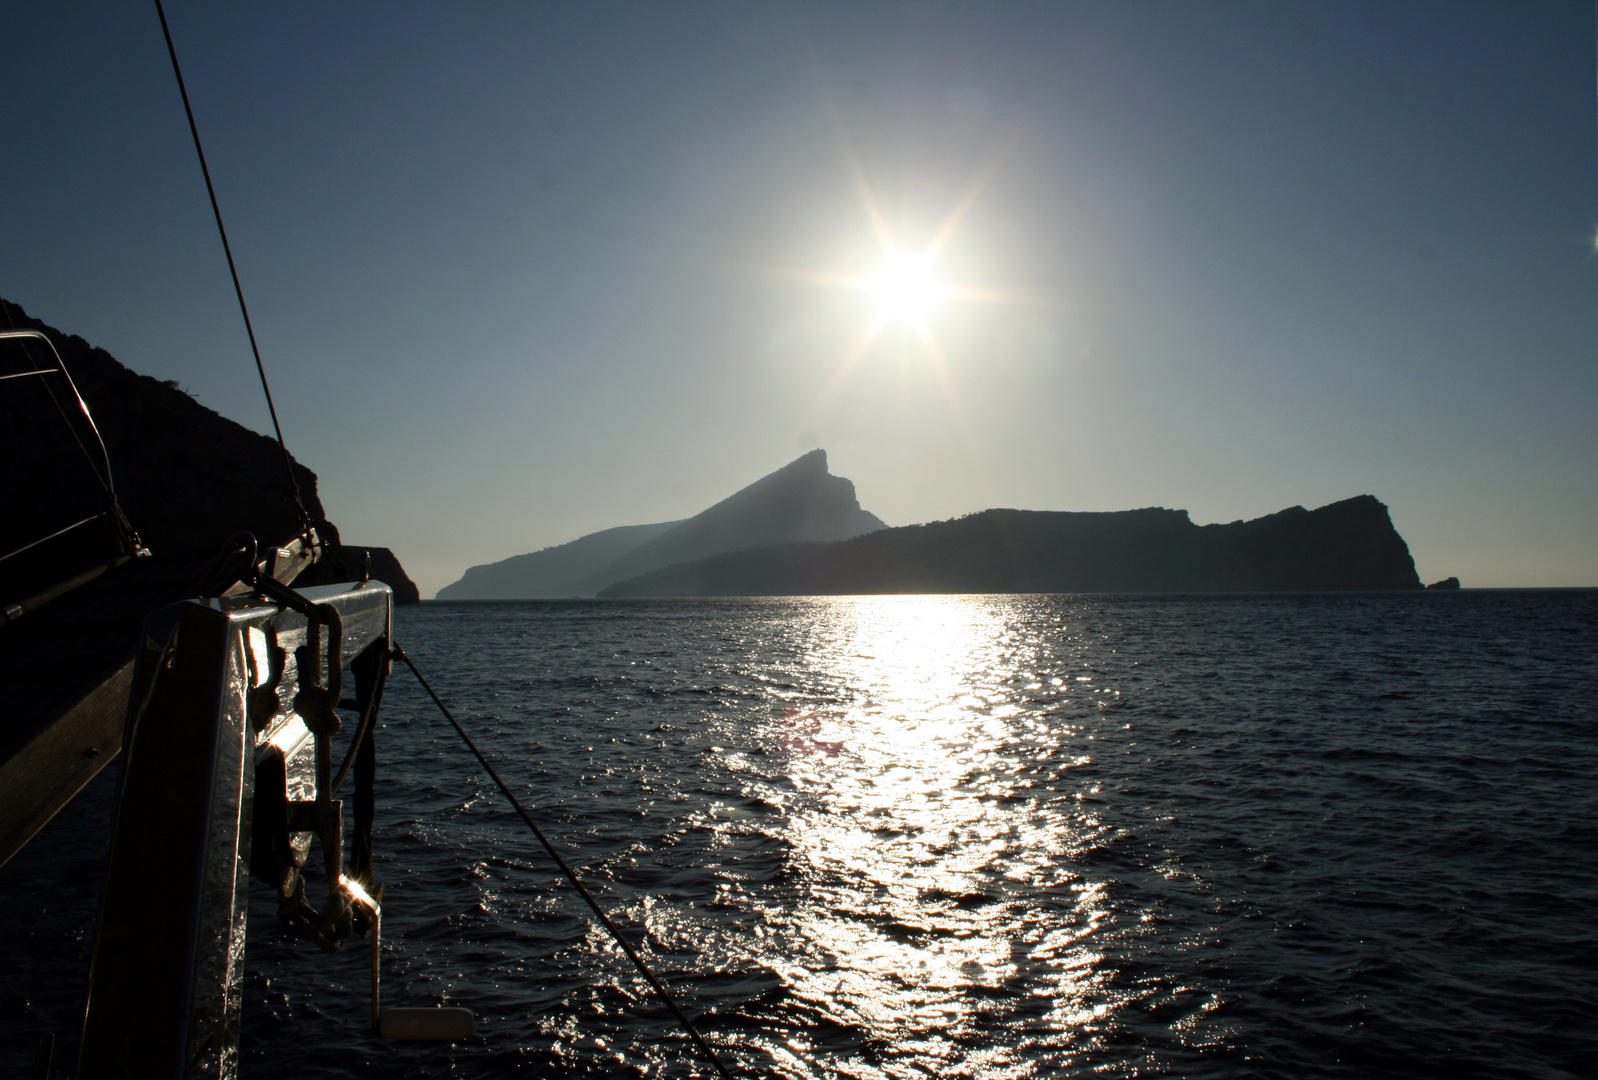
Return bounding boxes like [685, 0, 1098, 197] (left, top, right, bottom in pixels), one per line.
[4, 593, 1596, 1079]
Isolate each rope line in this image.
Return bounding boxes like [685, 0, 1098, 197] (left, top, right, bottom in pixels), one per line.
[152, 0, 313, 536]
[392, 646, 736, 1080]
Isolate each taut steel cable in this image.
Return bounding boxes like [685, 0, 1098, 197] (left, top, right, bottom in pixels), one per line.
[151, 0, 313, 536]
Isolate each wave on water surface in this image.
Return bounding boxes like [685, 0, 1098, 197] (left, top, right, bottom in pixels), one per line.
[3, 592, 1595, 1079]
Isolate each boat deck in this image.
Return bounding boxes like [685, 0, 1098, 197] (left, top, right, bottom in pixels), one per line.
[0, 552, 220, 864]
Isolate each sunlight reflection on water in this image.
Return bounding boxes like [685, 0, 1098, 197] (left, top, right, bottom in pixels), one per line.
[2, 591, 1575, 1080]
[700, 597, 1121, 1077]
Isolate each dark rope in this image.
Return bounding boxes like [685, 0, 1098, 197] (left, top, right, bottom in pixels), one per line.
[330, 656, 384, 798]
[392, 646, 736, 1080]
[152, 0, 313, 538]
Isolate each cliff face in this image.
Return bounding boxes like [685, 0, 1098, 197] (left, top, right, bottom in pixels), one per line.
[1190, 498, 1422, 591]
[437, 449, 887, 599]
[0, 297, 418, 602]
[599, 496, 1423, 596]
[437, 520, 683, 599]
[295, 545, 422, 605]
[601, 450, 885, 586]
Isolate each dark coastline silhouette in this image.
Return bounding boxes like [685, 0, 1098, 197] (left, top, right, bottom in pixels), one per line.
[437, 521, 686, 600]
[599, 496, 1424, 596]
[438, 449, 885, 598]
[4, 297, 1430, 607]
[0, 297, 420, 602]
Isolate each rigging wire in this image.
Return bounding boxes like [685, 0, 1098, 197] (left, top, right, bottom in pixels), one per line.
[147, 9, 726, 1073]
[151, 0, 313, 537]
[392, 646, 737, 1080]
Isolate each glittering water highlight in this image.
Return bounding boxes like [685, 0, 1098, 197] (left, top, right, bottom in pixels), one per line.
[3, 592, 1595, 1079]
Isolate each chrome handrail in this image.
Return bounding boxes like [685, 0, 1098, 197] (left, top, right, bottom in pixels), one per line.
[0, 328, 117, 496]
[0, 328, 144, 573]
[0, 512, 107, 566]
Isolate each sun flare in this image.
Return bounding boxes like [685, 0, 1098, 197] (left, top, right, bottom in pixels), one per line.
[864, 248, 946, 328]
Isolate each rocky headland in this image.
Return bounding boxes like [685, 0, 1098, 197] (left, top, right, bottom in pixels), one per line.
[0, 296, 419, 603]
[599, 496, 1424, 596]
[438, 449, 886, 599]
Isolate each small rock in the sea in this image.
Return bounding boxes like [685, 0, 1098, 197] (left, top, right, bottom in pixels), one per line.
[1426, 576, 1461, 590]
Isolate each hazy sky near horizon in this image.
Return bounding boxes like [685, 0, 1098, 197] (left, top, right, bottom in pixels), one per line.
[5, 1, 1595, 594]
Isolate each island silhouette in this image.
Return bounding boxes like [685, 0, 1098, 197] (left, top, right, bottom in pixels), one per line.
[5, 296, 1433, 603]
[441, 452, 1426, 599]
[600, 496, 1423, 596]
[438, 450, 885, 598]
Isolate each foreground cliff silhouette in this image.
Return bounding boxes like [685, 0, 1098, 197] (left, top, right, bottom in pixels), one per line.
[599, 497, 1423, 596]
[0, 297, 419, 602]
[438, 449, 885, 598]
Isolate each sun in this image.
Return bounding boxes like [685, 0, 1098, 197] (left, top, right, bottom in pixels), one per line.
[864, 248, 946, 328]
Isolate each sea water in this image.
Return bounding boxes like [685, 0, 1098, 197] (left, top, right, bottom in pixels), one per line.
[3, 592, 1595, 1079]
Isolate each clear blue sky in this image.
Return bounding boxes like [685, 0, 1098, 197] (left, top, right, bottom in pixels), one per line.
[6, 1, 1595, 594]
